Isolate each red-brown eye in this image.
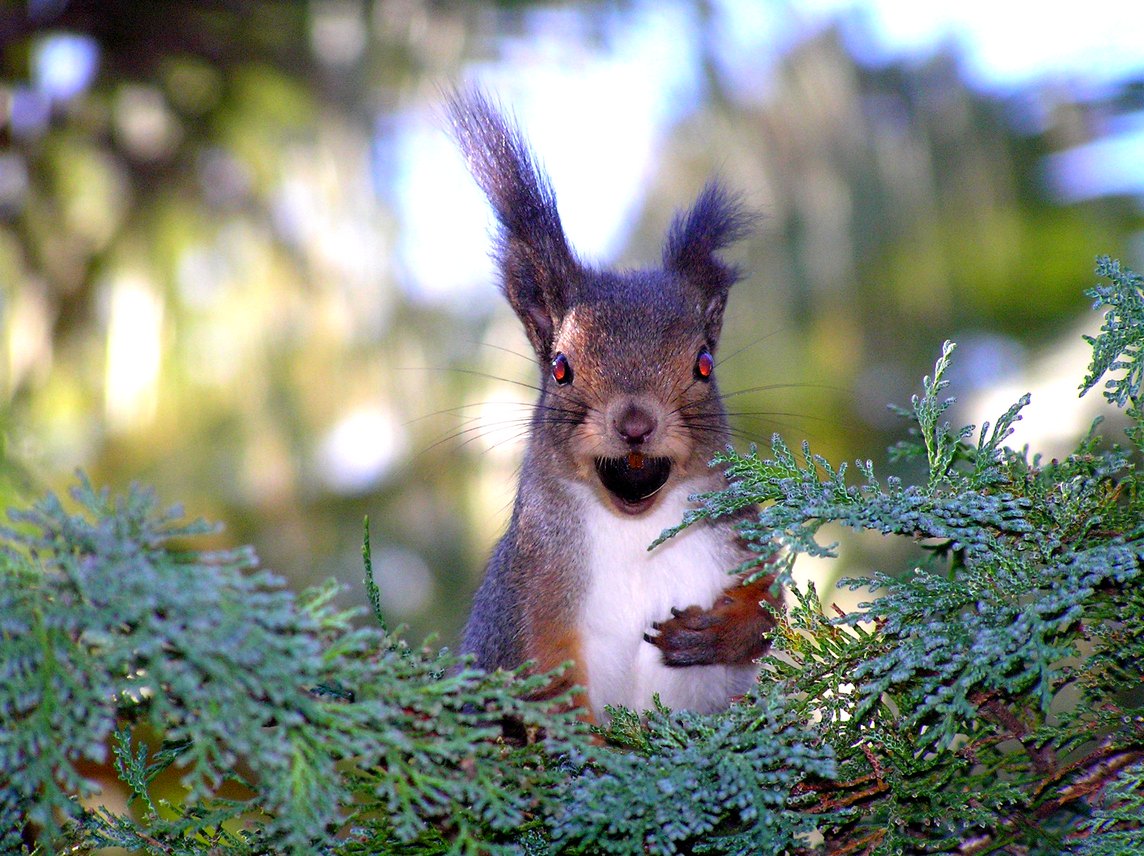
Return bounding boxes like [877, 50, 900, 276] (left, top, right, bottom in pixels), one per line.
[695, 346, 714, 380]
[551, 352, 573, 385]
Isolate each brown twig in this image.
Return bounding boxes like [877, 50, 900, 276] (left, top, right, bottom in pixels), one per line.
[954, 739, 1144, 853]
[796, 741, 890, 813]
[1034, 744, 1144, 819]
[828, 827, 886, 855]
[970, 690, 1058, 775]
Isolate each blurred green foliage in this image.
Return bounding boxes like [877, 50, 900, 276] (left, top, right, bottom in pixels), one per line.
[1, 0, 1142, 648]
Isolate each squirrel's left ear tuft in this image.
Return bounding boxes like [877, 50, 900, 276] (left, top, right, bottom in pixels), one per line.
[663, 181, 756, 337]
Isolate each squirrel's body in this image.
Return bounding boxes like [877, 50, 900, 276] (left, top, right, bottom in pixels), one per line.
[450, 92, 778, 721]
[574, 480, 759, 714]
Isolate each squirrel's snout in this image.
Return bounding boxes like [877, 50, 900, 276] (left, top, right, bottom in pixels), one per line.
[614, 403, 657, 446]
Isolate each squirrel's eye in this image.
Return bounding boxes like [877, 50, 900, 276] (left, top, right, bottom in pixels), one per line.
[551, 352, 573, 385]
[695, 346, 714, 381]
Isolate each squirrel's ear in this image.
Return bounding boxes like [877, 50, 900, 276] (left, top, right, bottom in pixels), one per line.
[446, 89, 577, 357]
[663, 181, 755, 340]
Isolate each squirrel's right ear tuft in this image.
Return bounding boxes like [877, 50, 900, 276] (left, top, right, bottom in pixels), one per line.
[663, 181, 755, 289]
[445, 88, 577, 357]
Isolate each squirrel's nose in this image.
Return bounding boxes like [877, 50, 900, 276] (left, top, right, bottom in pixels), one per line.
[615, 404, 657, 445]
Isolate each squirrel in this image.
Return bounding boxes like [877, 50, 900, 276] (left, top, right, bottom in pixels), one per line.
[446, 90, 779, 722]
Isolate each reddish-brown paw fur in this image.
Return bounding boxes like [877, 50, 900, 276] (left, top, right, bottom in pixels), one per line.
[647, 574, 778, 666]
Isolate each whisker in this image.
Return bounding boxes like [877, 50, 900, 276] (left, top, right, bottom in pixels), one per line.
[399, 365, 595, 429]
[463, 338, 536, 365]
[679, 408, 839, 445]
[713, 327, 790, 370]
[670, 382, 845, 417]
[398, 365, 545, 396]
[398, 366, 592, 415]
[681, 424, 766, 446]
[415, 420, 542, 460]
[721, 410, 839, 424]
[716, 381, 848, 401]
[414, 405, 593, 457]
[404, 401, 531, 428]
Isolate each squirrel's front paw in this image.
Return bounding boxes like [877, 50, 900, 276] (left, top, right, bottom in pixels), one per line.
[644, 602, 725, 666]
[644, 589, 774, 667]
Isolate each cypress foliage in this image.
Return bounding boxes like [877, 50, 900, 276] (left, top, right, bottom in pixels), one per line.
[3, 257, 1143, 853]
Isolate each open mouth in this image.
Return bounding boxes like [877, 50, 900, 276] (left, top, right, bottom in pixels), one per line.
[594, 453, 672, 512]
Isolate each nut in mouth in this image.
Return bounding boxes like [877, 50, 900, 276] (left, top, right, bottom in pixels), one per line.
[594, 454, 672, 512]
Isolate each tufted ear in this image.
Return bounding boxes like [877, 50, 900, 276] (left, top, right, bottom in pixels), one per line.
[446, 89, 579, 359]
[662, 181, 756, 342]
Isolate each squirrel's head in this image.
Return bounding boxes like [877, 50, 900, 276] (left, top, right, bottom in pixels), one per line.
[447, 91, 754, 515]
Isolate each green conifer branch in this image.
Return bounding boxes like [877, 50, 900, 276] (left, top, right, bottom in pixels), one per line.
[4, 258, 1144, 853]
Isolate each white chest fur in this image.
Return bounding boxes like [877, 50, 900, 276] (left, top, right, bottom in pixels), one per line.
[569, 481, 758, 720]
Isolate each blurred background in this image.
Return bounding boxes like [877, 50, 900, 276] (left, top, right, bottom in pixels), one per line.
[2, 0, 1144, 640]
